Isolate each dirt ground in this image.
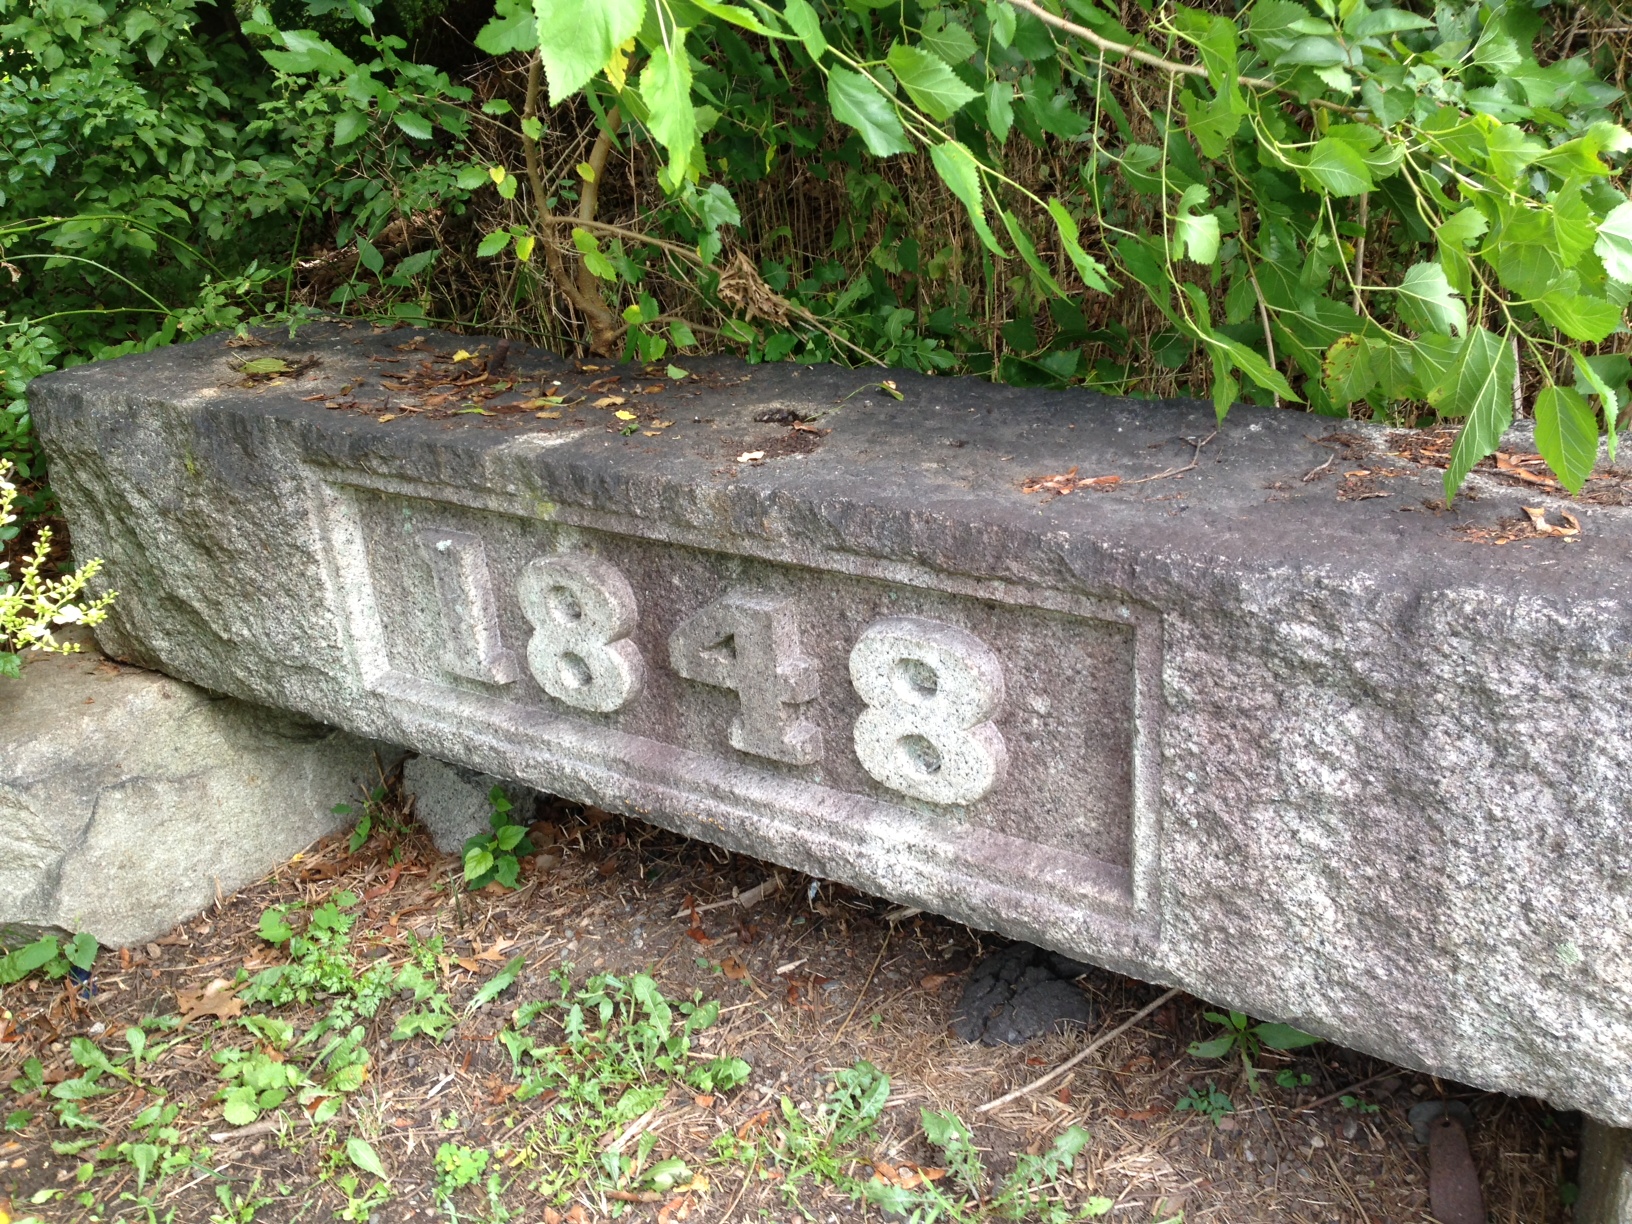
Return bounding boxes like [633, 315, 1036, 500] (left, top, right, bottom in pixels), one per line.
[0, 787, 1579, 1223]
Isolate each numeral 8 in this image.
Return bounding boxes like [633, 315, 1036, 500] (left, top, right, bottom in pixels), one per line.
[848, 616, 1008, 805]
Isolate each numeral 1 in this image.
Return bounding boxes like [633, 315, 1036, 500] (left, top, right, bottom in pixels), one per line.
[421, 529, 518, 686]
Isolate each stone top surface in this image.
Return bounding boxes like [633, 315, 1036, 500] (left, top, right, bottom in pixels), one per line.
[38, 321, 1630, 601]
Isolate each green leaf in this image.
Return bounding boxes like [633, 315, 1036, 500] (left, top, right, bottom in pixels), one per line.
[1432, 328, 1517, 501]
[1436, 207, 1488, 252]
[356, 236, 384, 276]
[919, 13, 977, 64]
[521, 116, 543, 140]
[1533, 276, 1621, 344]
[475, 0, 537, 53]
[929, 140, 1006, 256]
[885, 44, 979, 121]
[1001, 211, 1065, 296]
[1594, 199, 1632, 285]
[463, 846, 495, 882]
[688, 0, 780, 34]
[476, 231, 512, 258]
[347, 1137, 388, 1180]
[1323, 334, 1376, 406]
[1395, 262, 1466, 336]
[1174, 185, 1220, 265]
[1254, 1023, 1321, 1050]
[1046, 198, 1113, 291]
[1574, 351, 1628, 462]
[470, 955, 526, 1011]
[640, 37, 696, 174]
[333, 109, 369, 147]
[985, 80, 1013, 144]
[1214, 335, 1299, 401]
[988, 0, 1016, 47]
[783, 0, 826, 60]
[534, 0, 646, 106]
[1302, 136, 1373, 196]
[392, 111, 433, 141]
[1188, 1036, 1237, 1058]
[64, 934, 96, 972]
[1533, 386, 1599, 493]
[827, 67, 911, 157]
[0, 653, 18, 680]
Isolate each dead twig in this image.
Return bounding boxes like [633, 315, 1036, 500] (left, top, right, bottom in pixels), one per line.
[1126, 431, 1218, 485]
[977, 987, 1183, 1113]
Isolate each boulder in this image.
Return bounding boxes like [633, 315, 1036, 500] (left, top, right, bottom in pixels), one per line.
[0, 633, 388, 946]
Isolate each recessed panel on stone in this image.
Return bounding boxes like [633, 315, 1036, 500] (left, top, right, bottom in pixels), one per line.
[319, 473, 1161, 930]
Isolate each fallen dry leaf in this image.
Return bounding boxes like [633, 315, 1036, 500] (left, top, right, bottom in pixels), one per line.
[719, 956, 748, 981]
[176, 978, 244, 1026]
[594, 395, 627, 408]
[736, 1109, 772, 1140]
[536, 411, 562, 419]
[1021, 467, 1120, 496]
[641, 383, 665, 394]
[693, 1094, 715, 1109]
[1522, 505, 1581, 537]
[919, 972, 959, 994]
[737, 451, 765, 463]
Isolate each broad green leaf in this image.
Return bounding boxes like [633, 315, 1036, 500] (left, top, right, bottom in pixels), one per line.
[1208, 344, 1240, 422]
[688, 0, 779, 34]
[476, 231, 511, 258]
[929, 140, 1006, 256]
[1323, 334, 1376, 406]
[469, 955, 527, 1011]
[356, 236, 384, 275]
[1221, 338, 1297, 401]
[1180, 88, 1242, 159]
[639, 37, 696, 175]
[1348, 7, 1431, 36]
[1436, 207, 1488, 251]
[783, 0, 826, 61]
[1533, 276, 1621, 344]
[1173, 184, 1220, 266]
[1302, 136, 1372, 196]
[1255, 1023, 1321, 1050]
[1483, 123, 1545, 186]
[392, 111, 433, 141]
[1594, 199, 1632, 285]
[572, 227, 616, 279]
[1046, 198, 1113, 292]
[986, 81, 1013, 144]
[920, 11, 977, 63]
[333, 109, 368, 147]
[1489, 203, 1564, 299]
[886, 43, 979, 121]
[1188, 1036, 1237, 1058]
[533, 0, 645, 106]
[1533, 386, 1598, 493]
[475, 0, 537, 53]
[1366, 337, 1418, 399]
[1000, 211, 1065, 296]
[1395, 262, 1466, 336]
[347, 1137, 388, 1180]
[1432, 328, 1516, 500]
[1574, 352, 1628, 461]
[988, 0, 1016, 47]
[827, 67, 912, 157]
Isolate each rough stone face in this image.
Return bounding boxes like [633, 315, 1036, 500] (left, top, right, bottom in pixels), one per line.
[403, 754, 536, 854]
[0, 633, 386, 946]
[1579, 1118, 1632, 1224]
[29, 324, 1632, 1124]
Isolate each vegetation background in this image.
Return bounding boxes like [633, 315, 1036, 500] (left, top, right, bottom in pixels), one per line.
[5, 0, 1632, 562]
